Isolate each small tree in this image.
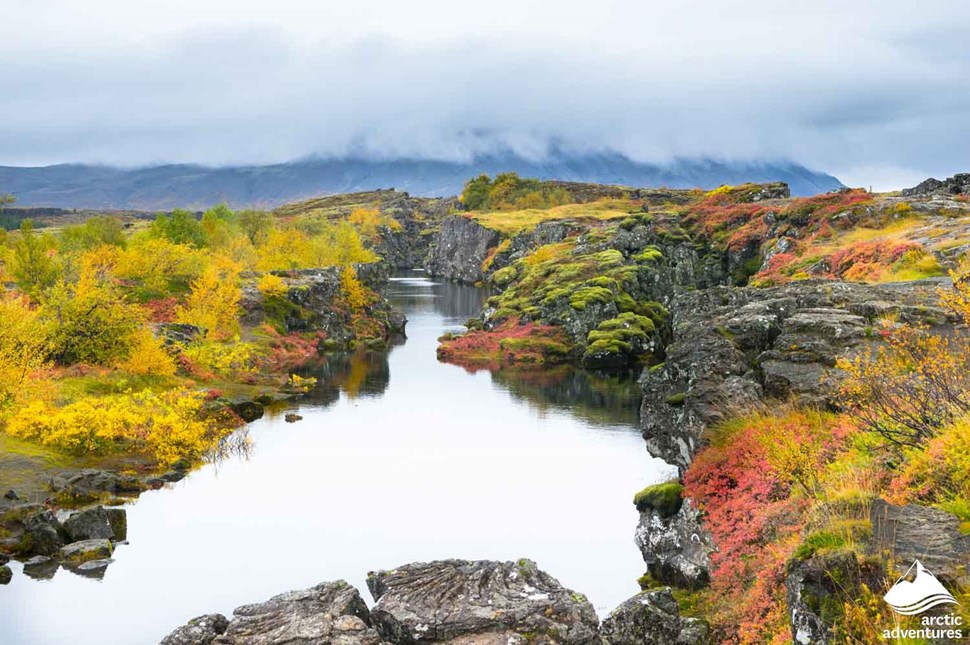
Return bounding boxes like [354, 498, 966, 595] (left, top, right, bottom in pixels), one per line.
[176, 256, 242, 340]
[837, 262, 970, 447]
[13, 220, 60, 296]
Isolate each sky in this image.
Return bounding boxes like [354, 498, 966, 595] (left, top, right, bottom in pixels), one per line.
[0, 0, 968, 190]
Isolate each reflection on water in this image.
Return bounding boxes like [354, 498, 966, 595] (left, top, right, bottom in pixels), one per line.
[0, 270, 675, 645]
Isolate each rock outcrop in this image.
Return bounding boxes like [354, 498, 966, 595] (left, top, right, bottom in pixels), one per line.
[639, 279, 950, 471]
[634, 500, 713, 590]
[902, 173, 970, 197]
[161, 614, 230, 645]
[870, 498, 970, 585]
[367, 559, 601, 644]
[425, 216, 500, 283]
[239, 263, 401, 346]
[600, 588, 710, 645]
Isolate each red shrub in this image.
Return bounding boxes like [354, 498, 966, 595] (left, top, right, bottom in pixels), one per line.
[437, 319, 571, 370]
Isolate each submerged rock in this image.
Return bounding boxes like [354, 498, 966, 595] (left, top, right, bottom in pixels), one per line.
[284, 413, 303, 423]
[366, 558, 601, 644]
[600, 588, 710, 645]
[23, 555, 59, 580]
[67, 558, 114, 580]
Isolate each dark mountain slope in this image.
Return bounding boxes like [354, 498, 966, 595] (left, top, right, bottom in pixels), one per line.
[0, 152, 843, 209]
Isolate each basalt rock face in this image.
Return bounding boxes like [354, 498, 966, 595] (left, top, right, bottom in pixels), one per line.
[366, 559, 601, 644]
[425, 216, 501, 283]
[600, 588, 710, 645]
[870, 499, 970, 585]
[634, 500, 713, 590]
[163, 581, 385, 645]
[639, 279, 951, 472]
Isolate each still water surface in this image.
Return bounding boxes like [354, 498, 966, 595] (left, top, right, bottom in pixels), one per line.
[0, 271, 674, 645]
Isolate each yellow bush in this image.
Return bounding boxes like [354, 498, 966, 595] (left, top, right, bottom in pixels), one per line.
[0, 294, 50, 407]
[182, 339, 257, 379]
[257, 273, 288, 297]
[5, 390, 224, 464]
[176, 257, 242, 340]
[117, 328, 177, 377]
[340, 266, 368, 312]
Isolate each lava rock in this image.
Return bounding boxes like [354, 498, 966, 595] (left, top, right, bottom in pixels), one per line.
[22, 510, 67, 556]
[634, 500, 713, 590]
[366, 559, 601, 644]
[208, 580, 383, 644]
[284, 413, 303, 423]
[161, 614, 229, 645]
[63, 505, 115, 541]
[425, 216, 501, 283]
[105, 507, 128, 541]
[59, 538, 113, 563]
[0, 564, 11, 585]
[871, 498, 970, 584]
[49, 469, 146, 495]
[600, 588, 710, 645]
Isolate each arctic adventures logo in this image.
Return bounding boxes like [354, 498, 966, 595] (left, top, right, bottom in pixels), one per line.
[881, 560, 964, 641]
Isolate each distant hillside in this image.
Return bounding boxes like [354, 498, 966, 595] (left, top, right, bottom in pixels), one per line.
[0, 152, 843, 210]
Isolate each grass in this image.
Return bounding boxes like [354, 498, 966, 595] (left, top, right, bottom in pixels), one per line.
[468, 199, 639, 236]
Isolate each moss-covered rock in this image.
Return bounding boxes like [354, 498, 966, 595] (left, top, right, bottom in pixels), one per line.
[634, 480, 684, 518]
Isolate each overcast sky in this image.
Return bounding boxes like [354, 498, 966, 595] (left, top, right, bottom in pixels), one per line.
[1, 0, 967, 189]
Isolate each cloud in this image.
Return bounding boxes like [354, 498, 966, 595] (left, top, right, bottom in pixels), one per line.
[0, 0, 968, 189]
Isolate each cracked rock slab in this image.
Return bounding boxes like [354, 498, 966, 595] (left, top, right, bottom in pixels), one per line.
[366, 559, 601, 644]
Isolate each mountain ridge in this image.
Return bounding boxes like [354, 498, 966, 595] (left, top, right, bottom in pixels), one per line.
[0, 152, 843, 210]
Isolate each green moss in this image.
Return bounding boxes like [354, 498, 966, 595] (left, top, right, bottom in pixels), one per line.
[633, 246, 663, 264]
[665, 392, 686, 406]
[569, 286, 613, 311]
[633, 480, 684, 517]
[262, 295, 314, 334]
[491, 265, 518, 288]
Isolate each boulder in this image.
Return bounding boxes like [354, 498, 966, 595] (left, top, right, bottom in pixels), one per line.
[366, 559, 601, 644]
[284, 413, 303, 423]
[154, 323, 206, 346]
[63, 505, 115, 541]
[600, 588, 710, 645]
[0, 564, 11, 585]
[161, 614, 229, 645]
[4, 489, 19, 500]
[22, 510, 67, 556]
[634, 500, 712, 590]
[870, 499, 970, 584]
[58, 538, 113, 563]
[105, 507, 128, 541]
[207, 580, 383, 644]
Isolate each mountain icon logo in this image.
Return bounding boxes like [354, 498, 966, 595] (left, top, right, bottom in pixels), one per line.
[883, 560, 959, 615]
